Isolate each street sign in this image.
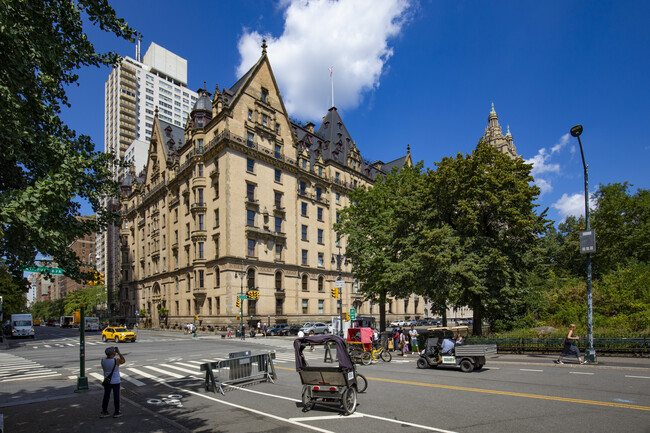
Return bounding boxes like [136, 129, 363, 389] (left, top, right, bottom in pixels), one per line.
[238, 295, 248, 299]
[350, 308, 356, 320]
[334, 280, 345, 288]
[580, 230, 596, 254]
[23, 266, 65, 275]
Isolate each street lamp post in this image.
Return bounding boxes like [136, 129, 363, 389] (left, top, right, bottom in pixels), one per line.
[235, 261, 245, 340]
[332, 245, 348, 337]
[570, 124, 596, 363]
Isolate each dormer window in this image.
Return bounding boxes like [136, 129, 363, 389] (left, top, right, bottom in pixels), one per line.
[261, 88, 268, 103]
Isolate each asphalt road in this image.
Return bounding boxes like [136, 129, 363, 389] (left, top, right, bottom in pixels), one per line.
[1, 326, 649, 432]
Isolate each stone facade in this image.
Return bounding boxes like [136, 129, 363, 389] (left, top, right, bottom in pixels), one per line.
[118, 46, 424, 329]
[482, 103, 518, 158]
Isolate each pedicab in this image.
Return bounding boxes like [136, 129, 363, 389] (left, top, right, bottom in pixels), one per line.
[346, 327, 374, 365]
[417, 334, 497, 372]
[295, 334, 362, 415]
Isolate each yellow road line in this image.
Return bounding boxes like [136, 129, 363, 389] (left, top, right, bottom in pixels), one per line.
[276, 366, 649, 411]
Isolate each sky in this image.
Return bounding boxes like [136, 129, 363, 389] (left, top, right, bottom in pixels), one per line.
[62, 0, 650, 225]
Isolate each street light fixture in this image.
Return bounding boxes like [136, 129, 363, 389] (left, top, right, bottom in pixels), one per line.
[570, 124, 596, 363]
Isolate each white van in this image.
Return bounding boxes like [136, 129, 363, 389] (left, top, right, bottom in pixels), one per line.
[11, 313, 35, 338]
[84, 316, 100, 331]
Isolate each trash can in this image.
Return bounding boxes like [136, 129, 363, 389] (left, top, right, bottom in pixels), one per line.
[229, 350, 252, 380]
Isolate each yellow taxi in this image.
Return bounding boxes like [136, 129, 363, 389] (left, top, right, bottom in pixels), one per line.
[101, 326, 137, 343]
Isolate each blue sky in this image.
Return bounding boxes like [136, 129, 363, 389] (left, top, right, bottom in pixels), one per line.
[62, 0, 650, 225]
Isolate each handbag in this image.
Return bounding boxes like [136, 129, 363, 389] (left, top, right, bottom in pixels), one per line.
[102, 359, 117, 389]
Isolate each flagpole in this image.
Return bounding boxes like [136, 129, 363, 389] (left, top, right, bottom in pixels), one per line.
[329, 67, 334, 108]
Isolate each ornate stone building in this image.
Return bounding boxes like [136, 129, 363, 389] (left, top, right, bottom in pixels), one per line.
[118, 44, 423, 329]
[482, 103, 518, 158]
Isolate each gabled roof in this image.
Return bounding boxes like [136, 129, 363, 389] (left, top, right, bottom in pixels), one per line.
[157, 119, 186, 155]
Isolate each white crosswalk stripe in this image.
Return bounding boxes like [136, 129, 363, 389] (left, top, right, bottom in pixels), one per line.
[142, 365, 185, 379]
[0, 353, 61, 383]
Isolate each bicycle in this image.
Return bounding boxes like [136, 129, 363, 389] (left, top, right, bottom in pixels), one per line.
[361, 345, 392, 365]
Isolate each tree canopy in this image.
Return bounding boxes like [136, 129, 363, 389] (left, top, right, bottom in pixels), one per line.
[0, 0, 138, 287]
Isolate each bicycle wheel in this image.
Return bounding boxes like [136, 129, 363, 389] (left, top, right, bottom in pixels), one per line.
[356, 373, 368, 393]
[302, 386, 314, 411]
[361, 351, 372, 366]
[342, 387, 357, 415]
[380, 349, 392, 362]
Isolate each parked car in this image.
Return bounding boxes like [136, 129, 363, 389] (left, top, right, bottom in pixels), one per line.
[287, 325, 303, 335]
[101, 326, 137, 343]
[269, 324, 289, 336]
[301, 322, 329, 335]
[389, 320, 405, 327]
[404, 320, 418, 327]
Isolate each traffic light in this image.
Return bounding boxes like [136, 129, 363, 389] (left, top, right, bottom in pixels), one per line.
[98, 272, 104, 285]
[236, 298, 241, 308]
[254, 290, 260, 300]
[331, 287, 339, 298]
[343, 312, 350, 321]
[247, 290, 254, 300]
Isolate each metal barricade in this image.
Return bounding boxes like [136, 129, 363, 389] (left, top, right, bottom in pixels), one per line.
[201, 352, 277, 395]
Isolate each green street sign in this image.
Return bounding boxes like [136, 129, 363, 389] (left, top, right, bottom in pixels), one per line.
[238, 295, 248, 300]
[24, 266, 65, 275]
[350, 308, 356, 320]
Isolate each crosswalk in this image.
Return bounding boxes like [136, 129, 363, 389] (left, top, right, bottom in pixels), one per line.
[0, 353, 61, 383]
[26, 337, 188, 350]
[83, 351, 314, 388]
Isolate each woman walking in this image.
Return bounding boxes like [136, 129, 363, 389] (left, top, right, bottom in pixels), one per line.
[554, 324, 586, 365]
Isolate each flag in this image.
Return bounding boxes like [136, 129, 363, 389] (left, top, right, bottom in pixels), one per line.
[328, 67, 333, 76]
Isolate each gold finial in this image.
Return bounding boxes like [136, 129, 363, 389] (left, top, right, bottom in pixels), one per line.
[261, 39, 268, 55]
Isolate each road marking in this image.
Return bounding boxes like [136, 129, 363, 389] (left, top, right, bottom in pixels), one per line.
[120, 372, 146, 386]
[126, 367, 160, 380]
[89, 372, 104, 382]
[364, 376, 650, 412]
[142, 366, 185, 379]
[570, 372, 594, 375]
[625, 375, 650, 379]
[43, 345, 51, 348]
[520, 369, 543, 372]
[288, 414, 363, 421]
[164, 364, 199, 375]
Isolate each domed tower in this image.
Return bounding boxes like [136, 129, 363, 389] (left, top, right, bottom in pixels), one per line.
[190, 89, 212, 129]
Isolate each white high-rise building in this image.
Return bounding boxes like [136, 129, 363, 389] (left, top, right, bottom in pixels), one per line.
[98, 42, 197, 316]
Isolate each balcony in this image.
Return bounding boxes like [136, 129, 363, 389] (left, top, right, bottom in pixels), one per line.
[191, 229, 207, 242]
[151, 248, 160, 260]
[190, 202, 207, 214]
[274, 288, 286, 298]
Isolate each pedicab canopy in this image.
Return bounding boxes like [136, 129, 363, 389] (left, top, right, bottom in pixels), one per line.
[347, 327, 374, 351]
[294, 334, 354, 372]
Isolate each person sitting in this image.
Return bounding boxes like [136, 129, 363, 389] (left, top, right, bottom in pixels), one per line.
[455, 333, 464, 345]
[441, 338, 455, 355]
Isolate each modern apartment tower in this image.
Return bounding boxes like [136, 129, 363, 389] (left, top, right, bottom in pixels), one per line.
[98, 42, 198, 316]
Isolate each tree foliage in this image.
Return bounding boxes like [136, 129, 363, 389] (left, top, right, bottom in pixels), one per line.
[0, 0, 138, 284]
[0, 267, 27, 316]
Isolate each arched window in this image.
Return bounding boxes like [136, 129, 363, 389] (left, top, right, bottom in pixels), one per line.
[301, 274, 308, 291]
[275, 271, 282, 291]
[215, 266, 220, 287]
[318, 276, 324, 292]
[247, 268, 255, 290]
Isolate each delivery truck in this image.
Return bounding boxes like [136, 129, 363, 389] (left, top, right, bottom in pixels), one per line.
[10, 313, 35, 338]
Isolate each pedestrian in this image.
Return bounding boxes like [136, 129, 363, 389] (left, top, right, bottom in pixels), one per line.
[263, 324, 267, 337]
[241, 324, 246, 340]
[399, 329, 408, 356]
[393, 327, 400, 352]
[257, 321, 261, 335]
[554, 324, 586, 364]
[227, 326, 232, 338]
[100, 346, 125, 418]
[298, 329, 305, 338]
[409, 325, 419, 354]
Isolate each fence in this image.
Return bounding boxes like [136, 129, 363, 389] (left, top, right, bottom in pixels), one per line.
[465, 337, 650, 357]
[201, 351, 277, 395]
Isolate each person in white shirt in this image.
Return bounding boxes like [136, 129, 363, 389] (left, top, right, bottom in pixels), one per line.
[408, 326, 419, 354]
[100, 346, 125, 418]
[298, 329, 305, 338]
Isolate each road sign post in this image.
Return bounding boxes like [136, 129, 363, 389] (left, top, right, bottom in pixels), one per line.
[76, 304, 88, 392]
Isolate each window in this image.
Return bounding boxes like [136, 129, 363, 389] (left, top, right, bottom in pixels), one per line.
[299, 181, 306, 195]
[174, 209, 178, 223]
[247, 268, 255, 290]
[318, 166, 323, 176]
[302, 274, 308, 291]
[274, 144, 281, 158]
[262, 114, 268, 126]
[318, 300, 324, 314]
[247, 158, 255, 172]
[336, 211, 340, 223]
[198, 242, 204, 259]
[276, 297, 284, 315]
[275, 217, 282, 233]
[197, 188, 204, 205]
[317, 207, 323, 221]
[274, 169, 281, 182]
[248, 239, 256, 256]
[214, 209, 219, 227]
[198, 270, 204, 288]
[317, 229, 323, 244]
[316, 187, 322, 201]
[336, 192, 341, 204]
[335, 172, 340, 182]
[261, 88, 268, 103]
[247, 132, 254, 147]
[274, 191, 282, 208]
[214, 237, 219, 257]
[198, 164, 203, 176]
[175, 277, 179, 294]
[302, 159, 307, 169]
[198, 214, 204, 230]
[247, 210, 255, 226]
[275, 244, 283, 261]
[302, 299, 308, 314]
[302, 249, 308, 265]
[215, 266, 220, 287]
[318, 252, 324, 267]
[318, 276, 324, 292]
[247, 183, 256, 201]
[301, 225, 308, 241]
[248, 109, 252, 120]
[186, 223, 190, 239]
[301, 202, 307, 217]
[275, 271, 282, 290]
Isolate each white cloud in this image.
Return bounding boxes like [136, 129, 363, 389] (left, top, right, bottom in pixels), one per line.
[535, 178, 553, 195]
[237, 0, 411, 120]
[525, 133, 571, 196]
[551, 191, 597, 221]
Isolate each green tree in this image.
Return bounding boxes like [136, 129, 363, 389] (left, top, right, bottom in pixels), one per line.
[0, 267, 27, 316]
[425, 142, 548, 335]
[0, 1, 138, 285]
[336, 163, 424, 331]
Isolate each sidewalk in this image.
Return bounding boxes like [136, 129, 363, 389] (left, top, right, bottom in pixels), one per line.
[0, 382, 189, 433]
